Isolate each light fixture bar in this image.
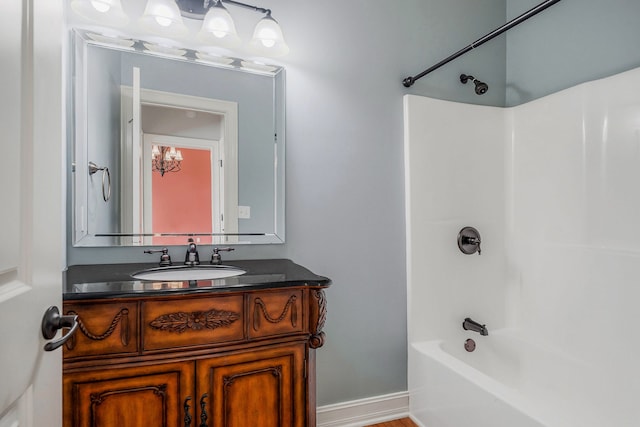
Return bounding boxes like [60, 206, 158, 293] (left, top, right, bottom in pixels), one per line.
[220, 0, 270, 16]
[176, 0, 271, 19]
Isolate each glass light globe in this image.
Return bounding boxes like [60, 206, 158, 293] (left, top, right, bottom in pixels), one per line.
[139, 0, 188, 37]
[197, 2, 240, 48]
[70, 0, 129, 26]
[249, 15, 289, 57]
[90, 0, 111, 13]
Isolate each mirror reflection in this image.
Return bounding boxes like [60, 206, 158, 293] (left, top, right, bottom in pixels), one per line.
[72, 30, 285, 246]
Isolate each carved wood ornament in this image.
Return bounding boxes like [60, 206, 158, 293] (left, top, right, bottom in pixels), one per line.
[309, 290, 327, 349]
[150, 309, 240, 333]
[252, 295, 297, 331]
[65, 308, 130, 350]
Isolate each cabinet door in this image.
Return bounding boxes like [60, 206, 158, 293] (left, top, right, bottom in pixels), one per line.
[64, 361, 195, 427]
[196, 344, 306, 427]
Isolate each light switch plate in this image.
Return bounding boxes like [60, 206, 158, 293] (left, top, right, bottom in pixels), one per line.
[238, 206, 251, 219]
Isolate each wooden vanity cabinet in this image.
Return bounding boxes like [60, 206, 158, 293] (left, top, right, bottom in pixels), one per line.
[62, 287, 327, 427]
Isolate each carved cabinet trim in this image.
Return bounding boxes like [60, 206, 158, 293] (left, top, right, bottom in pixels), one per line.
[309, 289, 327, 349]
[66, 307, 130, 349]
[143, 295, 244, 351]
[248, 290, 305, 339]
[149, 308, 240, 333]
[63, 301, 138, 359]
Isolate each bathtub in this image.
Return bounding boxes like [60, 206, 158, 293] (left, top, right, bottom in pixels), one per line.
[408, 329, 634, 427]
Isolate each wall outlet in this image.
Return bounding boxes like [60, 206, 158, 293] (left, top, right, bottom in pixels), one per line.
[238, 206, 251, 219]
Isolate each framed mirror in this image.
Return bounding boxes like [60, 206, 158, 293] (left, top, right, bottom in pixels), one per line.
[71, 30, 285, 246]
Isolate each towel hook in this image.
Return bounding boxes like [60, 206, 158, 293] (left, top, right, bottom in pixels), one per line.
[88, 161, 111, 202]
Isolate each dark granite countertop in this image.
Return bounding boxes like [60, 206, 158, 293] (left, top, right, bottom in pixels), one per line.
[64, 259, 331, 300]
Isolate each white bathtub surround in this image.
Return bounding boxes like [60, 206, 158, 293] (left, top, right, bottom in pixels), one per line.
[404, 67, 640, 426]
[403, 97, 508, 345]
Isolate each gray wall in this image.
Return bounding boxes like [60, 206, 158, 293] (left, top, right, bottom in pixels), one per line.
[86, 47, 121, 244]
[67, 0, 509, 406]
[506, 0, 640, 106]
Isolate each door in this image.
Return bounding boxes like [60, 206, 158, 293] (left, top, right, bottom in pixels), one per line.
[0, 0, 64, 426]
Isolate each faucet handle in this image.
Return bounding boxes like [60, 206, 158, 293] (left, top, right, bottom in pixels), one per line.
[144, 248, 172, 266]
[211, 247, 234, 265]
[458, 227, 482, 255]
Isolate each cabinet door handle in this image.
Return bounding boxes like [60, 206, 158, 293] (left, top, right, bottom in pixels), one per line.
[41, 306, 79, 352]
[183, 396, 193, 427]
[199, 393, 208, 427]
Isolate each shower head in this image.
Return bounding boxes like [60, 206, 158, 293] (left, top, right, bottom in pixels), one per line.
[474, 80, 488, 95]
[460, 74, 488, 95]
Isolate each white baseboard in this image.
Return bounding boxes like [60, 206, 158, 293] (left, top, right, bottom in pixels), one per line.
[316, 391, 409, 427]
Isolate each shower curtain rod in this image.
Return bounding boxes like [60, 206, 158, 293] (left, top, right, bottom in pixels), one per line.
[402, 0, 563, 88]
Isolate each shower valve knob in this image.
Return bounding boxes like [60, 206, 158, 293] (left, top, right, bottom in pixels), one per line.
[458, 227, 482, 255]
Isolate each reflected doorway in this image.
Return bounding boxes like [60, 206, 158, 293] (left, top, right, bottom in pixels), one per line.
[120, 87, 239, 246]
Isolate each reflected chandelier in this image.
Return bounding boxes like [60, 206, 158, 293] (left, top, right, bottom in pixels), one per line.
[152, 145, 183, 176]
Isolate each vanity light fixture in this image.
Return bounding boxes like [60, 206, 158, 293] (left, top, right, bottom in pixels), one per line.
[70, 0, 129, 27]
[70, 0, 289, 57]
[152, 145, 183, 176]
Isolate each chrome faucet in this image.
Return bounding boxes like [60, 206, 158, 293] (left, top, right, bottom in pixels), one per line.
[462, 317, 488, 336]
[184, 238, 200, 266]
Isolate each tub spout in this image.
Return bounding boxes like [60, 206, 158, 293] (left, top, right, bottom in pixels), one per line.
[463, 317, 488, 336]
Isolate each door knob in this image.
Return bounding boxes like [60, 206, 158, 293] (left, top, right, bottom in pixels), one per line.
[41, 306, 79, 352]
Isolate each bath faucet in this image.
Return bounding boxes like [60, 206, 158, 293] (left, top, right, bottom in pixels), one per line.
[463, 318, 488, 336]
[184, 238, 200, 266]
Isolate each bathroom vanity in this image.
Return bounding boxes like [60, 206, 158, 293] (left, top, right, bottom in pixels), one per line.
[62, 259, 329, 427]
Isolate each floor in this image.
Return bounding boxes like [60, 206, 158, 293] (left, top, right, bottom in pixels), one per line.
[366, 418, 419, 427]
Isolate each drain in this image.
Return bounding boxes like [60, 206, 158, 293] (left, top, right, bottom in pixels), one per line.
[464, 338, 476, 352]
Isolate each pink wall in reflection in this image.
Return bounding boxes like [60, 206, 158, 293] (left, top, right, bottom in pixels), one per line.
[152, 147, 212, 245]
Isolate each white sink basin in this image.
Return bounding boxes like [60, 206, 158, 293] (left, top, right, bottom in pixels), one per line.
[131, 265, 246, 281]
